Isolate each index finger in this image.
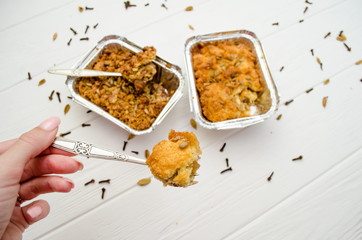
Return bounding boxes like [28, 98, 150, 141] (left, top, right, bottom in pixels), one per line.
[0, 139, 16, 154]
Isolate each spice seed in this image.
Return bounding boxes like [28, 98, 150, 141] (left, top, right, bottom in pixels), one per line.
[49, 90, 55, 101]
[82, 123, 91, 127]
[137, 177, 151, 186]
[93, 23, 99, 29]
[101, 188, 106, 199]
[190, 118, 197, 129]
[127, 134, 136, 140]
[322, 96, 328, 108]
[85, 25, 89, 34]
[56, 92, 61, 103]
[276, 114, 282, 120]
[267, 171, 274, 181]
[87, 110, 92, 113]
[99, 179, 111, 184]
[292, 155, 303, 161]
[80, 37, 89, 41]
[38, 79, 46, 86]
[84, 179, 95, 186]
[145, 149, 150, 159]
[123, 141, 128, 151]
[324, 32, 331, 38]
[343, 43, 351, 52]
[179, 141, 189, 149]
[272, 22, 279, 26]
[336, 34, 347, 42]
[185, 6, 193, 11]
[124, 1, 136, 9]
[85, 6, 94, 10]
[225, 158, 229, 167]
[161, 3, 168, 9]
[70, 27, 77, 35]
[60, 131, 71, 137]
[78, 6, 84, 12]
[299, 19, 304, 23]
[64, 104, 71, 115]
[188, 25, 194, 30]
[53, 32, 58, 41]
[324, 79, 330, 85]
[280, 66, 284, 72]
[303, 6, 308, 14]
[355, 60, 362, 65]
[285, 99, 294, 106]
[67, 38, 72, 46]
[220, 143, 226, 152]
[306, 88, 313, 93]
[310, 49, 314, 56]
[305, 0, 313, 4]
[27, 72, 32, 80]
[131, 151, 139, 155]
[220, 167, 232, 174]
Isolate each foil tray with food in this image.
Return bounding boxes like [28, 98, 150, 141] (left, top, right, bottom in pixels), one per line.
[184, 30, 279, 130]
[66, 35, 184, 135]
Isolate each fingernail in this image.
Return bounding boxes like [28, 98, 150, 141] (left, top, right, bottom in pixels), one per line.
[64, 178, 74, 188]
[38, 117, 60, 131]
[27, 205, 42, 219]
[78, 162, 84, 171]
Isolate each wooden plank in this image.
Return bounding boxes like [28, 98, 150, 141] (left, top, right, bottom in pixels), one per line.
[27, 55, 362, 240]
[225, 148, 362, 240]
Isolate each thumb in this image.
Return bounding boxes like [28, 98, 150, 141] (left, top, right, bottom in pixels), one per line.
[0, 117, 60, 179]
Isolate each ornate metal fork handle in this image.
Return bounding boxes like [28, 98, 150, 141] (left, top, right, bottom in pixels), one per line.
[52, 137, 146, 165]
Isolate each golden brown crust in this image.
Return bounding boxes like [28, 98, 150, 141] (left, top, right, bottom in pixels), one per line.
[76, 45, 172, 131]
[191, 39, 264, 122]
[146, 130, 202, 187]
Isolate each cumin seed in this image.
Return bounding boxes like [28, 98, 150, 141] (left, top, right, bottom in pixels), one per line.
[123, 141, 128, 151]
[285, 99, 294, 106]
[131, 150, 139, 155]
[310, 49, 314, 56]
[324, 32, 331, 38]
[225, 158, 229, 167]
[272, 22, 279, 26]
[60, 131, 71, 137]
[185, 6, 193, 11]
[267, 171, 274, 181]
[56, 92, 61, 103]
[80, 37, 89, 41]
[280, 66, 284, 72]
[85, 6, 94, 10]
[53, 32, 58, 41]
[70, 27, 77, 35]
[85, 25, 89, 34]
[220, 167, 232, 174]
[101, 188, 106, 199]
[67, 38, 72, 46]
[64, 104, 71, 115]
[343, 43, 351, 52]
[99, 179, 111, 184]
[28, 72, 32, 80]
[84, 179, 95, 186]
[145, 149, 150, 159]
[82, 123, 91, 127]
[93, 23, 99, 29]
[355, 60, 362, 65]
[324, 79, 330, 85]
[124, 1, 136, 9]
[306, 88, 313, 93]
[292, 155, 303, 161]
[161, 3, 168, 10]
[303, 6, 308, 14]
[305, 0, 312, 4]
[322, 96, 328, 108]
[49, 90, 55, 101]
[38, 79, 46, 86]
[276, 114, 282, 120]
[220, 143, 226, 152]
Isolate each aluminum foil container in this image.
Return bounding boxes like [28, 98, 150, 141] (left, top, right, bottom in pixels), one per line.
[66, 35, 184, 135]
[184, 30, 279, 130]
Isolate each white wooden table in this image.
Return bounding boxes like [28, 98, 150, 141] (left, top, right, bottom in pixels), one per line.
[1, 0, 361, 239]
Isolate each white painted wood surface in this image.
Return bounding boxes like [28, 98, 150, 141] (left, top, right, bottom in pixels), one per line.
[0, 0, 361, 239]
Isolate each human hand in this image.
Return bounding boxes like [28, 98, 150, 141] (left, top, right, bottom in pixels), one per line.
[0, 117, 83, 240]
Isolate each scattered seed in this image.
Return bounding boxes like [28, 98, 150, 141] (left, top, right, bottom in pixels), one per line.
[225, 158, 229, 167]
[85, 6, 94, 10]
[305, 0, 313, 4]
[322, 96, 328, 108]
[338, 30, 343, 36]
[189, 24, 194, 30]
[78, 6, 84, 12]
[324, 79, 330, 85]
[185, 6, 193, 11]
[303, 6, 308, 14]
[267, 171, 274, 181]
[67, 96, 72, 100]
[220, 167, 232, 174]
[67, 38, 72, 46]
[299, 19, 304, 23]
[123, 141, 128, 151]
[145, 149, 150, 159]
[38, 79, 46, 86]
[101, 187, 106, 199]
[272, 22, 279, 26]
[324, 32, 331, 39]
[285, 99, 294, 106]
[292, 155, 303, 161]
[80, 37, 89, 41]
[280, 66, 284, 72]
[355, 60, 362, 65]
[56, 92, 61, 103]
[276, 114, 282, 120]
[49, 90, 55, 101]
[179, 141, 189, 149]
[337, 34, 347, 42]
[99, 179, 111, 184]
[137, 177, 151, 186]
[64, 104, 71, 115]
[190, 118, 197, 129]
[87, 110, 92, 113]
[310, 49, 314, 56]
[70, 27, 77, 35]
[161, 3, 168, 10]
[145, 3, 149, 7]
[317, 57, 323, 70]
[306, 88, 313, 93]
[84, 179, 95, 186]
[60, 131, 71, 137]
[53, 32, 58, 41]
[124, 1, 136, 9]
[27, 72, 32, 80]
[131, 151, 139, 155]
[343, 43, 351, 52]
[127, 134, 136, 140]
[220, 143, 226, 152]
[93, 23, 99, 29]
[82, 123, 91, 127]
[85, 25, 89, 34]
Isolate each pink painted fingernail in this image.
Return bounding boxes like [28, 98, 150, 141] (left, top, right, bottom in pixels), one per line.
[27, 205, 42, 219]
[78, 163, 84, 171]
[38, 117, 60, 131]
[64, 178, 74, 188]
